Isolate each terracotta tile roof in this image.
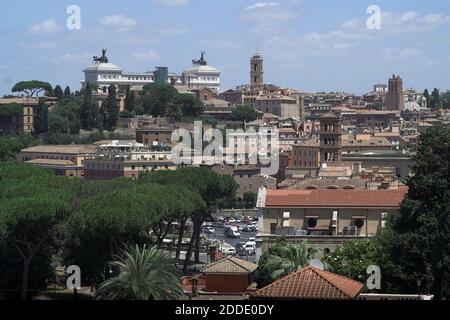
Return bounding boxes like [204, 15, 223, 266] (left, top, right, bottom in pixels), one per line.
[21, 145, 96, 154]
[265, 187, 407, 208]
[201, 256, 258, 275]
[252, 267, 363, 300]
[25, 159, 78, 166]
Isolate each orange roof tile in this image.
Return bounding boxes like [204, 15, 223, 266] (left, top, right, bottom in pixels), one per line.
[252, 267, 363, 300]
[201, 256, 257, 275]
[265, 187, 407, 208]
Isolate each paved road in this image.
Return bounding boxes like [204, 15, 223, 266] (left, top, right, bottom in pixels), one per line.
[203, 224, 258, 263]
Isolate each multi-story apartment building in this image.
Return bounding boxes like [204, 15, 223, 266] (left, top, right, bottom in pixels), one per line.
[256, 187, 408, 257]
[17, 144, 97, 177]
[84, 141, 176, 180]
[0, 97, 38, 134]
[291, 140, 320, 168]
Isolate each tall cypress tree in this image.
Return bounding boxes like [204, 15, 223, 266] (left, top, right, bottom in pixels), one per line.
[124, 84, 135, 112]
[54, 85, 64, 102]
[34, 103, 48, 133]
[430, 88, 441, 109]
[64, 86, 71, 96]
[80, 82, 96, 130]
[103, 84, 119, 131]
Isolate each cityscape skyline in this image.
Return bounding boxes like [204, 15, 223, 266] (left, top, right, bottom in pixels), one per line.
[0, 0, 449, 96]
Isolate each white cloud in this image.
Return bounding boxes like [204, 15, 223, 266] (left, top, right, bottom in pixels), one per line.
[420, 14, 448, 25]
[245, 2, 281, 11]
[100, 15, 137, 31]
[381, 47, 421, 60]
[132, 50, 160, 61]
[398, 11, 417, 24]
[242, 2, 296, 34]
[153, 0, 189, 7]
[341, 19, 360, 30]
[20, 41, 56, 49]
[52, 53, 92, 63]
[28, 19, 62, 34]
[159, 26, 190, 36]
[199, 36, 245, 51]
[381, 11, 449, 33]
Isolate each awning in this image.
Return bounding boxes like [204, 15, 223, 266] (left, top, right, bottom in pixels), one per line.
[352, 215, 366, 219]
[305, 215, 319, 218]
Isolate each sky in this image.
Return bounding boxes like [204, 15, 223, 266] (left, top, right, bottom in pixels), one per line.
[0, 0, 449, 96]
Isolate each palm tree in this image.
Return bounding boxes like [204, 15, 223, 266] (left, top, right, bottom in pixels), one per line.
[96, 244, 183, 300]
[264, 241, 317, 281]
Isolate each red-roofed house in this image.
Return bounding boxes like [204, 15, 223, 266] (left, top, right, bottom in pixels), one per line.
[200, 256, 258, 293]
[256, 187, 408, 256]
[251, 266, 363, 300]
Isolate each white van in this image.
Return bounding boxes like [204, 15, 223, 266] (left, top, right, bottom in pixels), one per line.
[224, 225, 240, 238]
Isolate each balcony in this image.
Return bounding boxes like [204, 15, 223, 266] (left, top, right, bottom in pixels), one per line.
[268, 225, 367, 237]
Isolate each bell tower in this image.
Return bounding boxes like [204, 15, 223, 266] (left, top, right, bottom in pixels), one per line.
[250, 52, 264, 88]
[319, 112, 342, 163]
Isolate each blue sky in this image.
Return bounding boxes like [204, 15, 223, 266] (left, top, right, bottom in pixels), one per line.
[0, 0, 449, 96]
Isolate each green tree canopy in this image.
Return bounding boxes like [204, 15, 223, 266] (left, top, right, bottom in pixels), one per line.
[64, 86, 71, 96]
[0, 134, 39, 161]
[243, 192, 257, 209]
[377, 125, 450, 299]
[80, 82, 99, 131]
[64, 182, 205, 283]
[12, 81, 52, 97]
[255, 239, 316, 288]
[102, 84, 119, 131]
[323, 240, 378, 285]
[231, 105, 257, 123]
[96, 244, 183, 300]
[54, 85, 64, 101]
[0, 163, 74, 299]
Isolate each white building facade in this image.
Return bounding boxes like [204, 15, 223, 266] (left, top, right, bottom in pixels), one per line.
[81, 50, 181, 93]
[82, 49, 221, 94]
[182, 65, 221, 93]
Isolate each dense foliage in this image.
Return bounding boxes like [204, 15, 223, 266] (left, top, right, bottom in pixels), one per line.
[375, 125, 450, 299]
[231, 105, 257, 123]
[0, 163, 237, 299]
[11, 81, 52, 97]
[255, 239, 316, 288]
[96, 245, 183, 300]
[323, 240, 378, 285]
[0, 134, 39, 161]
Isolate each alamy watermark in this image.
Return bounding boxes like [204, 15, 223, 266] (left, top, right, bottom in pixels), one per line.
[366, 5, 382, 30]
[171, 121, 280, 176]
[66, 5, 81, 30]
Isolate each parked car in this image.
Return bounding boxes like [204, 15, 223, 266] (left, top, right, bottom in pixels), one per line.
[204, 226, 215, 234]
[221, 246, 236, 255]
[242, 225, 257, 232]
[244, 243, 256, 255]
[227, 218, 236, 223]
[224, 225, 240, 238]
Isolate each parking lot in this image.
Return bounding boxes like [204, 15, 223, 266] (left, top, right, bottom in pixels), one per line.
[202, 219, 259, 263]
